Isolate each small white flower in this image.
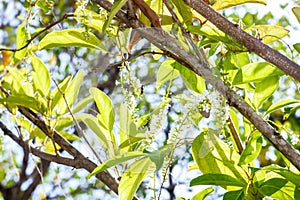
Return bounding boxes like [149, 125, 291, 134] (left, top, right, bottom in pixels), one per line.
[291, 134, 299, 145]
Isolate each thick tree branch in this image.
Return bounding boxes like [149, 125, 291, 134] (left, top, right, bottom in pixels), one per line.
[92, 0, 300, 170]
[184, 0, 300, 82]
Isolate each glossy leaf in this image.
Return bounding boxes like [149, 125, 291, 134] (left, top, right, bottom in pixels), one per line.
[39, 29, 106, 51]
[254, 169, 297, 200]
[60, 131, 80, 141]
[212, 0, 266, 10]
[233, 62, 284, 84]
[293, 43, 300, 54]
[259, 178, 292, 199]
[72, 95, 94, 114]
[119, 104, 146, 149]
[223, 189, 244, 200]
[261, 166, 300, 188]
[76, 113, 111, 150]
[191, 188, 214, 200]
[30, 53, 50, 97]
[188, 25, 246, 52]
[0, 94, 39, 112]
[102, 0, 128, 33]
[239, 131, 262, 165]
[171, 0, 192, 25]
[50, 76, 71, 113]
[292, 7, 300, 24]
[264, 99, 300, 116]
[54, 70, 84, 115]
[245, 25, 289, 44]
[13, 22, 28, 63]
[253, 76, 279, 109]
[173, 61, 206, 94]
[191, 131, 248, 188]
[90, 87, 115, 132]
[156, 60, 180, 90]
[191, 174, 245, 187]
[119, 157, 156, 200]
[88, 151, 145, 178]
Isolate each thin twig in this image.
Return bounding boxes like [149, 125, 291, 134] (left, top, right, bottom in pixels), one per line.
[0, 13, 74, 52]
[52, 79, 102, 164]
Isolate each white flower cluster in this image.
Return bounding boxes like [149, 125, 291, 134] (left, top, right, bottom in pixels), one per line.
[76, 0, 89, 10]
[140, 97, 171, 150]
[206, 91, 229, 130]
[116, 62, 143, 120]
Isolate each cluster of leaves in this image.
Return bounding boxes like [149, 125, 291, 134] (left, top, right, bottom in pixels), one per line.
[1, 0, 300, 199]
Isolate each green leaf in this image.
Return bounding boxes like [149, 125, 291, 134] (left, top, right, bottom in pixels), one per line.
[191, 188, 214, 200]
[74, 9, 105, 33]
[232, 62, 284, 85]
[102, 0, 128, 33]
[30, 53, 51, 97]
[119, 157, 156, 200]
[239, 131, 262, 165]
[54, 70, 84, 115]
[72, 95, 94, 114]
[245, 25, 289, 44]
[264, 99, 300, 116]
[0, 94, 39, 112]
[50, 76, 71, 113]
[60, 131, 80, 141]
[261, 166, 300, 188]
[259, 178, 291, 198]
[88, 151, 145, 178]
[212, 0, 266, 10]
[13, 22, 28, 63]
[173, 61, 206, 94]
[53, 115, 74, 131]
[292, 7, 300, 24]
[39, 29, 106, 51]
[223, 189, 244, 200]
[76, 113, 111, 150]
[119, 104, 146, 149]
[119, 134, 146, 149]
[145, 146, 172, 170]
[190, 174, 245, 187]
[188, 25, 246, 52]
[191, 130, 248, 189]
[253, 76, 279, 109]
[293, 43, 300, 54]
[171, 0, 192, 25]
[156, 60, 180, 90]
[254, 168, 297, 200]
[5, 67, 28, 94]
[90, 87, 115, 132]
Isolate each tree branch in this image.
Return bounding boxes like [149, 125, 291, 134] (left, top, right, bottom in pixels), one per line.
[92, 0, 300, 170]
[183, 0, 300, 82]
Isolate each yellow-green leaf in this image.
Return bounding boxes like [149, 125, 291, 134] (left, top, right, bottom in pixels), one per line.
[191, 130, 248, 190]
[245, 25, 289, 44]
[156, 60, 180, 90]
[90, 87, 115, 132]
[102, 0, 128, 33]
[212, 0, 266, 10]
[292, 7, 300, 24]
[39, 29, 106, 51]
[119, 157, 156, 200]
[30, 53, 51, 97]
